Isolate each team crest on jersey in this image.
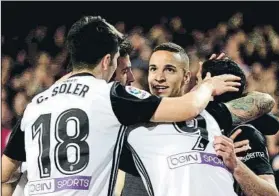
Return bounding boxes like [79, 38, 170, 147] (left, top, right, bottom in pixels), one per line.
[185, 119, 196, 128]
[125, 86, 150, 99]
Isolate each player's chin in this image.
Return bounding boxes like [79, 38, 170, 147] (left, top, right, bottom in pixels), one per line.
[151, 90, 170, 97]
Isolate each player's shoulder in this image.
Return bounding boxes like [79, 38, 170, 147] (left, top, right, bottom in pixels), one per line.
[21, 88, 51, 128]
[75, 75, 112, 94]
[30, 88, 51, 104]
[230, 124, 265, 145]
[110, 81, 151, 100]
[60, 72, 110, 92]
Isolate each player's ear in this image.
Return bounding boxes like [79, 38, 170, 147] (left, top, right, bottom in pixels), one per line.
[183, 70, 191, 85]
[101, 54, 111, 71]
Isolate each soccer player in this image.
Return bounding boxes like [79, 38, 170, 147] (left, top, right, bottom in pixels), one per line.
[2, 38, 135, 196]
[110, 38, 135, 196]
[119, 42, 275, 196]
[201, 59, 279, 196]
[1, 16, 241, 196]
[110, 39, 135, 86]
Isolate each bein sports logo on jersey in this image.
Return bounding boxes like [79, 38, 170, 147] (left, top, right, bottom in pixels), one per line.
[167, 152, 227, 170]
[28, 176, 91, 195]
[125, 86, 151, 99]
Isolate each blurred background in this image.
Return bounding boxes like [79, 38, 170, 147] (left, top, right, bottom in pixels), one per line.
[1, 1, 279, 187]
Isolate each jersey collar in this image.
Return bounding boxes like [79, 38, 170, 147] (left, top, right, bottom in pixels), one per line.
[69, 72, 96, 78]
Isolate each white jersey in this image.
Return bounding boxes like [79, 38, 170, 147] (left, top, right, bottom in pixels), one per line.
[18, 73, 161, 196]
[124, 106, 236, 196]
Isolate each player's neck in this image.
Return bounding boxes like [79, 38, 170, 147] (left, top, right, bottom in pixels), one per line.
[72, 67, 103, 80]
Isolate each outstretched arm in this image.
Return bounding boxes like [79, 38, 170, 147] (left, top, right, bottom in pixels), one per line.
[224, 91, 275, 126]
[152, 74, 241, 122]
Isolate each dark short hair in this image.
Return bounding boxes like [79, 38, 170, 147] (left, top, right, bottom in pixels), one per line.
[153, 42, 189, 69]
[201, 59, 247, 102]
[119, 38, 133, 57]
[67, 16, 123, 70]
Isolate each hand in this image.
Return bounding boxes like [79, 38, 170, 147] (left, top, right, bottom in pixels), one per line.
[214, 135, 238, 172]
[202, 73, 241, 96]
[230, 129, 251, 155]
[196, 53, 227, 83]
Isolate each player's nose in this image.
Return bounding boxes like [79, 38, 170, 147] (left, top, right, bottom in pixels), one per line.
[155, 72, 166, 82]
[127, 70, 135, 85]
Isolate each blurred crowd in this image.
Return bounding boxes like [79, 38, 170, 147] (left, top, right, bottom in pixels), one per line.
[1, 13, 279, 172]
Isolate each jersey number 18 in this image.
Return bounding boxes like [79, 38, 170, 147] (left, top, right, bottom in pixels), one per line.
[32, 108, 89, 178]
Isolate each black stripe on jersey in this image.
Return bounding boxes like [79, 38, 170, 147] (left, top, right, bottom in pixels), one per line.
[173, 122, 183, 134]
[127, 143, 154, 196]
[107, 125, 126, 196]
[196, 115, 206, 129]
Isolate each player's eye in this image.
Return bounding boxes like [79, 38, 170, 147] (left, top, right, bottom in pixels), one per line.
[165, 68, 175, 73]
[149, 67, 156, 72]
[122, 69, 128, 74]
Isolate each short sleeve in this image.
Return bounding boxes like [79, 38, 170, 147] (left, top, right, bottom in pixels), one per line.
[3, 118, 26, 162]
[248, 113, 279, 135]
[110, 82, 162, 126]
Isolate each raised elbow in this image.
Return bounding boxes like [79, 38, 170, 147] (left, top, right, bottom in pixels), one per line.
[262, 93, 275, 113]
[250, 91, 276, 114]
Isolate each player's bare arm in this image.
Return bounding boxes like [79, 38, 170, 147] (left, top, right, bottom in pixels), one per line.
[215, 132, 279, 196]
[2, 183, 13, 196]
[1, 155, 21, 183]
[224, 91, 275, 126]
[233, 160, 279, 196]
[151, 74, 241, 122]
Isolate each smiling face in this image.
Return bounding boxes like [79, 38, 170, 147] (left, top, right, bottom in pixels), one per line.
[148, 50, 190, 97]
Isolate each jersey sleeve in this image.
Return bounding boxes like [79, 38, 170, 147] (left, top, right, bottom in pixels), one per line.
[206, 101, 233, 134]
[3, 118, 26, 162]
[248, 113, 279, 135]
[110, 82, 162, 126]
[229, 125, 273, 175]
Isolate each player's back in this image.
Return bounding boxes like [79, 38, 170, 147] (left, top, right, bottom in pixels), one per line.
[126, 110, 237, 196]
[22, 74, 124, 196]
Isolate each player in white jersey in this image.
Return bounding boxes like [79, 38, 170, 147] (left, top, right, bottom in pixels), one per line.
[1, 17, 242, 196]
[119, 42, 275, 196]
[3, 36, 136, 196]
